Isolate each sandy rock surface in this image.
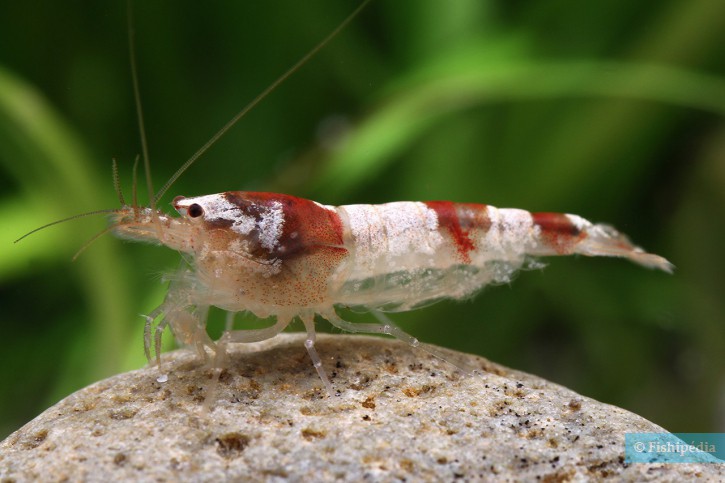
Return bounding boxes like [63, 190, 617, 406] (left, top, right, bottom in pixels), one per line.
[1, 334, 720, 482]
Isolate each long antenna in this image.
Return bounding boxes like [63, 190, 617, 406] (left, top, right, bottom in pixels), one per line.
[153, 0, 373, 203]
[127, 0, 162, 236]
[14, 1, 372, 247]
[14, 209, 121, 243]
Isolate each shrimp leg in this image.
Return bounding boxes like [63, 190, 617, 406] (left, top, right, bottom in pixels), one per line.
[300, 313, 335, 396]
[210, 315, 293, 380]
[218, 316, 292, 344]
[324, 309, 420, 347]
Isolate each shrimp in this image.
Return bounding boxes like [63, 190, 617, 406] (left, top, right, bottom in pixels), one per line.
[16, 0, 673, 397]
[112, 193, 672, 393]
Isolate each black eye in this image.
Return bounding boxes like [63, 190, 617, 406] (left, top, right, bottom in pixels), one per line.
[188, 203, 203, 218]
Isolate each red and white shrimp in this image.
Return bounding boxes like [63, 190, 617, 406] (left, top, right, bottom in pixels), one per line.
[17, 0, 672, 395]
[113, 192, 672, 392]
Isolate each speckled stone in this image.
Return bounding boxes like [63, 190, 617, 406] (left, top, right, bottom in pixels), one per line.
[0, 334, 721, 482]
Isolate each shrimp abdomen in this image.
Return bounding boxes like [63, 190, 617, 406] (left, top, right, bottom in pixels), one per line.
[334, 201, 672, 310]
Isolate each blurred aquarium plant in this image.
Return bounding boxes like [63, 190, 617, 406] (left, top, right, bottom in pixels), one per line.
[1, 0, 723, 438]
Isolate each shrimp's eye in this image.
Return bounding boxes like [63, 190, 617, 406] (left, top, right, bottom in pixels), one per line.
[187, 203, 204, 218]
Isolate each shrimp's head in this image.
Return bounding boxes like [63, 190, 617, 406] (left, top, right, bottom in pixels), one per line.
[169, 191, 346, 274]
[167, 191, 348, 309]
[114, 190, 349, 311]
[111, 191, 301, 268]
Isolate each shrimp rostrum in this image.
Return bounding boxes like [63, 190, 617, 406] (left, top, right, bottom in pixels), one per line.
[113, 192, 673, 392]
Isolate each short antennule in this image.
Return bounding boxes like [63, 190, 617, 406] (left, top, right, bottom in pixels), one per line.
[131, 154, 140, 213]
[15, 158, 142, 245]
[112, 158, 126, 206]
[72, 225, 118, 261]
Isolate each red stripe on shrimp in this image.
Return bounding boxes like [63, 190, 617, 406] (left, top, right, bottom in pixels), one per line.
[531, 212, 585, 254]
[425, 201, 490, 263]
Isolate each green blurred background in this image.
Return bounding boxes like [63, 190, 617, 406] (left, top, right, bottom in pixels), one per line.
[1, 0, 723, 439]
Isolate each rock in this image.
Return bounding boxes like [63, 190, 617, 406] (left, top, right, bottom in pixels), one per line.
[0, 334, 720, 481]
